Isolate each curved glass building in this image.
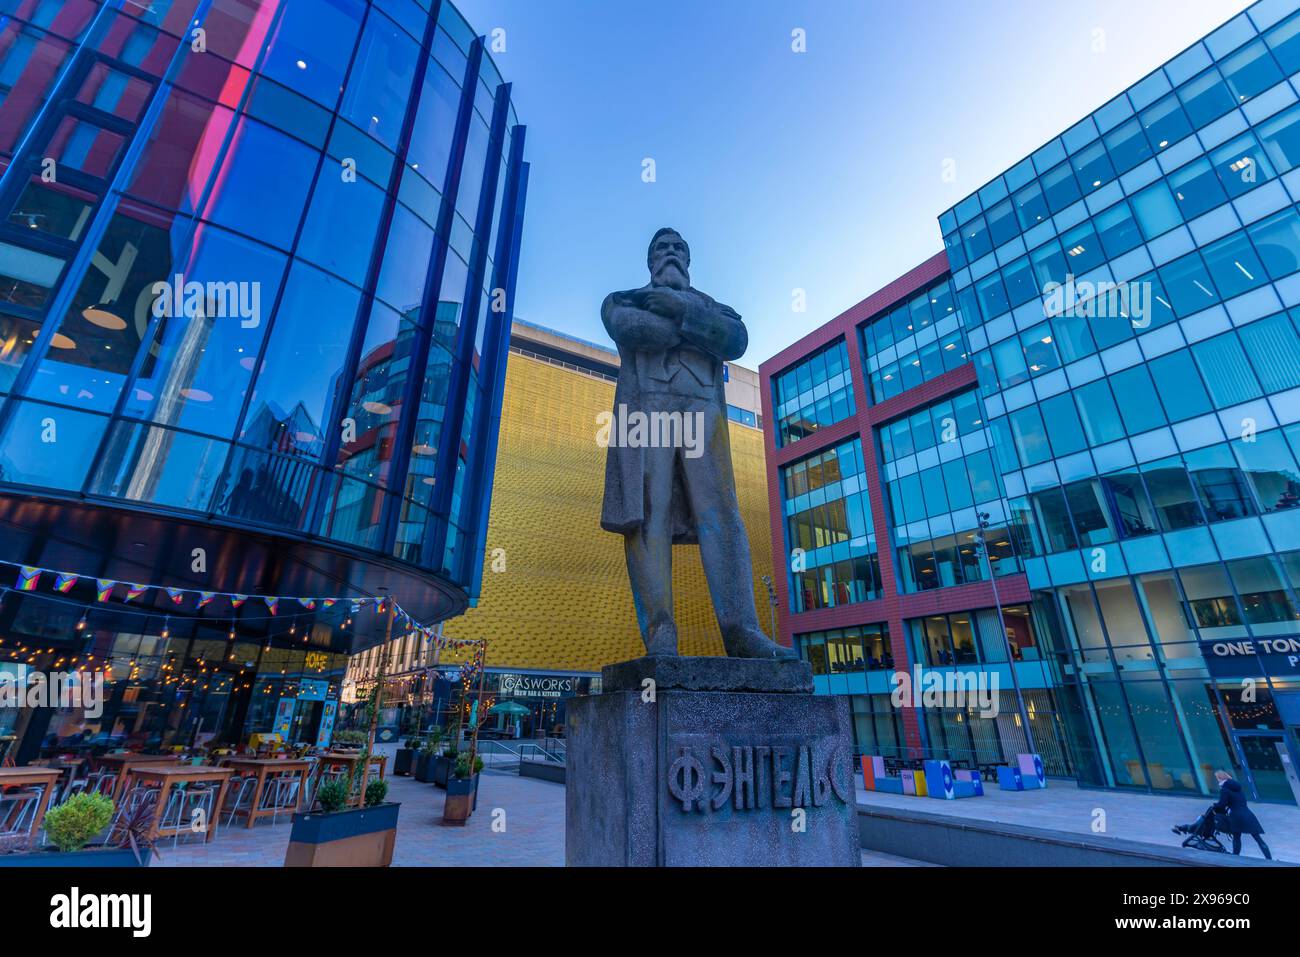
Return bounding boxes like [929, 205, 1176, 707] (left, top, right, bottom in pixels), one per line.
[0, 0, 526, 757]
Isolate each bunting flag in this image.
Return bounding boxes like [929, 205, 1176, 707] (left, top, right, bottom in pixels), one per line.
[321, 599, 336, 609]
[350, 601, 362, 615]
[124, 584, 148, 602]
[16, 566, 40, 591]
[230, 595, 247, 609]
[166, 588, 186, 605]
[53, 573, 78, 593]
[265, 597, 279, 615]
[196, 591, 216, 609]
[298, 598, 315, 610]
[96, 579, 115, 602]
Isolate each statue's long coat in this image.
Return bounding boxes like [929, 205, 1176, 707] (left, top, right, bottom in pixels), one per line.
[599, 284, 748, 544]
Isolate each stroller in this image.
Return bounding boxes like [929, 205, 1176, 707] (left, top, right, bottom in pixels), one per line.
[1172, 804, 1229, 853]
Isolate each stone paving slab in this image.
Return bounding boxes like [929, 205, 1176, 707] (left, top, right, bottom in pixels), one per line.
[857, 778, 1299, 863]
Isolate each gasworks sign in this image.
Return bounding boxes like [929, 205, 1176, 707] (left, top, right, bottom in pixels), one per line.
[499, 673, 576, 699]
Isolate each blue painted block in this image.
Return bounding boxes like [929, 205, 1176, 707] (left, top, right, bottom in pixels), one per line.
[954, 768, 985, 796]
[997, 765, 1025, 790]
[875, 776, 905, 794]
[952, 781, 979, 798]
[924, 759, 955, 799]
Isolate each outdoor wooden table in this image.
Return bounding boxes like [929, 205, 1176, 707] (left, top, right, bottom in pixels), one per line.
[221, 758, 312, 828]
[0, 766, 61, 840]
[92, 753, 181, 802]
[123, 764, 233, 844]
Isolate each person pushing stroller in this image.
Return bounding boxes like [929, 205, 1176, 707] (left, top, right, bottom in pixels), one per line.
[1175, 770, 1273, 859]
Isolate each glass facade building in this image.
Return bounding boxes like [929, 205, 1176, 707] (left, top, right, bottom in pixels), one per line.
[0, 0, 527, 761]
[761, 0, 1300, 804]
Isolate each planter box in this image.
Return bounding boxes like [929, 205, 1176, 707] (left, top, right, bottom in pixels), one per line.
[415, 753, 437, 783]
[284, 802, 400, 867]
[0, 846, 149, 868]
[393, 748, 414, 776]
[433, 754, 454, 788]
[441, 774, 479, 827]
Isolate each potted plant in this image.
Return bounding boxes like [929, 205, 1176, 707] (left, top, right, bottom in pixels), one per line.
[440, 753, 483, 827]
[416, 727, 444, 784]
[0, 792, 146, 867]
[284, 766, 400, 867]
[435, 742, 458, 789]
[332, 729, 367, 751]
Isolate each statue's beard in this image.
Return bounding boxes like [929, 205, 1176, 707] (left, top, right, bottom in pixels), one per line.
[652, 258, 689, 289]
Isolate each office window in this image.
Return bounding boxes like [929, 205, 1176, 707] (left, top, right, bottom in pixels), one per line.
[1239, 311, 1300, 392]
[1008, 405, 1051, 465]
[1192, 332, 1263, 407]
[1201, 230, 1266, 300]
[1104, 117, 1153, 173]
[1246, 208, 1300, 280]
[1186, 444, 1256, 521]
[1102, 468, 1159, 538]
[1168, 157, 1228, 220]
[1131, 180, 1183, 239]
[1258, 102, 1300, 172]
[1039, 392, 1088, 457]
[1095, 200, 1143, 258]
[1142, 458, 1205, 531]
[1211, 132, 1275, 199]
[1065, 479, 1116, 546]
[1141, 94, 1193, 151]
[1033, 487, 1078, 553]
[1159, 250, 1220, 316]
[1073, 379, 1125, 446]
[1109, 365, 1166, 434]
[1149, 349, 1213, 421]
[1177, 67, 1237, 128]
[1042, 162, 1081, 212]
[1220, 39, 1283, 103]
[1231, 430, 1300, 513]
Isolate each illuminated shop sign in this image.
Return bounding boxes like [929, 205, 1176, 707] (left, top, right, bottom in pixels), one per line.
[499, 673, 576, 699]
[1200, 637, 1300, 678]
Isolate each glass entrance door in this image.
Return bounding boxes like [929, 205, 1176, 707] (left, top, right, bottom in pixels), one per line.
[1233, 732, 1295, 804]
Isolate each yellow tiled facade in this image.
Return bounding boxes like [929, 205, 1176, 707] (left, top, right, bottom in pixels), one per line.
[438, 350, 776, 673]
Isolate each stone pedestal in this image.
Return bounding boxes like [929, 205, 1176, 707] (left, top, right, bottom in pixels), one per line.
[565, 657, 860, 867]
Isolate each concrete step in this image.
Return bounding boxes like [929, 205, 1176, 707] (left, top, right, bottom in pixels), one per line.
[858, 804, 1289, 867]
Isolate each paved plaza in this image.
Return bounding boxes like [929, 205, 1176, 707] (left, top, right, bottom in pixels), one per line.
[858, 778, 1299, 863]
[157, 766, 925, 867]
[153, 759, 1296, 866]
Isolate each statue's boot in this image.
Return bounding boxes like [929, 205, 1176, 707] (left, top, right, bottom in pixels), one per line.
[722, 627, 798, 660]
[644, 622, 678, 656]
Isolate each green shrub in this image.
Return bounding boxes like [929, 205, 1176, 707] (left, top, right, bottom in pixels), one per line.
[316, 779, 349, 814]
[365, 778, 389, 807]
[43, 792, 114, 852]
[453, 753, 483, 779]
[419, 726, 444, 756]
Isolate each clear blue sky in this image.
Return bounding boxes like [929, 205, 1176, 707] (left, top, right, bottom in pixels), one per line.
[457, 0, 1253, 366]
